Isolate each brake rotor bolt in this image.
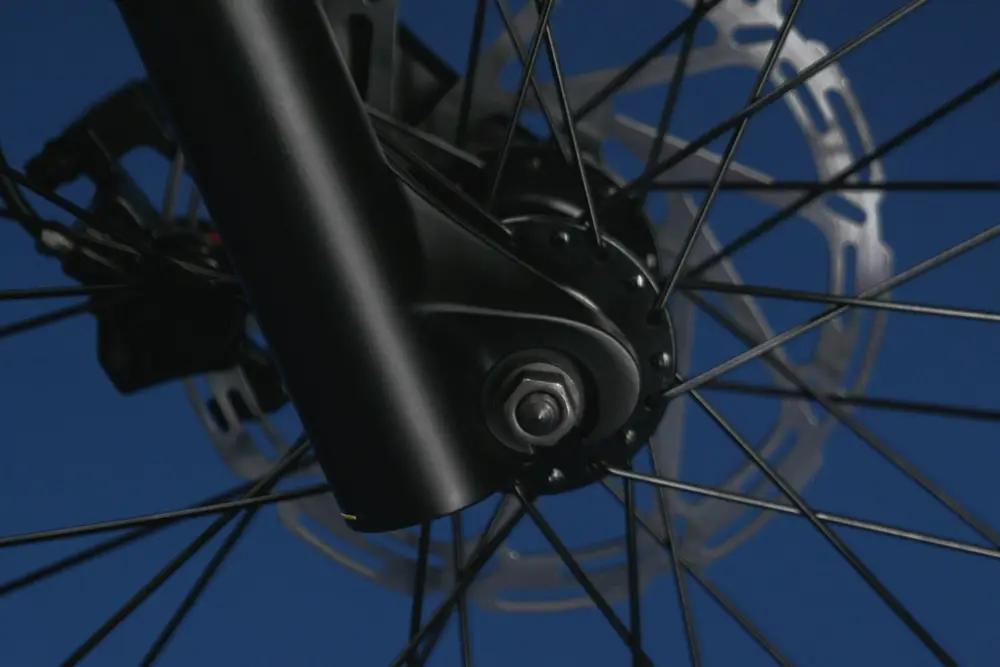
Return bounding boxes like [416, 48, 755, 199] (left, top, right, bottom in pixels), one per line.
[623, 428, 638, 444]
[627, 274, 645, 290]
[553, 230, 571, 245]
[528, 157, 543, 170]
[653, 351, 671, 369]
[548, 468, 565, 483]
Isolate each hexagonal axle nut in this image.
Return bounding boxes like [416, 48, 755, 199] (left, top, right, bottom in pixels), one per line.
[503, 367, 582, 447]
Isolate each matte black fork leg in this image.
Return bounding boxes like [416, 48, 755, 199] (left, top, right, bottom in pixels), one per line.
[115, 0, 501, 531]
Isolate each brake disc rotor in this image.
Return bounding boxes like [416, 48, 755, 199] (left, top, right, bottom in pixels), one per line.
[176, 0, 892, 611]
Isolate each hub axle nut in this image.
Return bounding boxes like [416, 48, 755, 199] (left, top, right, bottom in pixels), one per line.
[503, 367, 581, 447]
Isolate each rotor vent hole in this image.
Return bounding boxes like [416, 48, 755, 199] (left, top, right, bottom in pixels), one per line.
[842, 243, 858, 295]
[206, 389, 257, 433]
[730, 25, 777, 46]
[347, 13, 375, 100]
[828, 91, 872, 182]
[777, 61, 828, 134]
[825, 195, 867, 224]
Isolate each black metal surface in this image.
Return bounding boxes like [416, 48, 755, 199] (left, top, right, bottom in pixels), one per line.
[447, 146, 673, 494]
[115, 0, 502, 532]
[113, 0, 649, 532]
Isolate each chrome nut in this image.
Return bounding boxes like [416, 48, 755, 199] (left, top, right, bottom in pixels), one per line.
[503, 369, 581, 447]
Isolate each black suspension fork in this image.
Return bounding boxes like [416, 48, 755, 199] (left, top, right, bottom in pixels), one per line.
[114, 0, 503, 531]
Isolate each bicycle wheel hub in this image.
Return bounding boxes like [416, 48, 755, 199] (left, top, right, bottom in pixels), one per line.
[449, 145, 675, 495]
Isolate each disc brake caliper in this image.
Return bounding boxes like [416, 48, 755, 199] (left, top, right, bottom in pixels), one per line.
[22, 81, 286, 407]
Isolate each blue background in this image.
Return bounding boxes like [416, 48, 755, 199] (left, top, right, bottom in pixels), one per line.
[0, 1, 998, 665]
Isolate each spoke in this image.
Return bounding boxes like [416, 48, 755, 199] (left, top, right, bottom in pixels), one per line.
[162, 149, 185, 221]
[682, 392, 956, 666]
[0, 161, 105, 230]
[569, 0, 727, 126]
[389, 506, 526, 667]
[494, 0, 572, 162]
[139, 507, 259, 667]
[689, 295, 1000, 548]
[606, 467, 1000, 562]
[0, 483, 329, 550]
[529, 0, 605, 249]
[0, 301, 92, 341]
[623, 469, 643, 667]
[650, 0, 803, 314]
[456, 0, 489, 149]
[59, 435, 312, 667]
[408, 522, 431, 667]
[414, 495, 517, 666]
[642, 0, 703, 195]
[487, 0, 557, 209]
[451, 514, 473, 667]
[682, 278, 1000, 324]
[369, 106, 485, 168]
[702, 379, 1000, 424]
[613, 0, 931, 204]
[0, 481, 254, 598]
[683, 66, 1000, 279]
[0, 284, 127, 302]
[513, 484, 650, 664]
[663, 222, 1000, 399]
[382, 137, 512, 241]
[684, 572, 794, 667]
[601, 481, 793, 667]
[646, 448, 701, 667]
[653, 180, 1000, 192]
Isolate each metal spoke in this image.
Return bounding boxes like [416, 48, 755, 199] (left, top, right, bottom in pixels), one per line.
[0, 161, 107, 230]
[59, 435, 312, 667]
[623, 469, 643, 666]
[487, 0, 557, 209]
[642, 0, 703, 196]
[184, 188, 202, 227]
[383, 137, 512, 241]
[650, 0, 803, 314]
[0, 284, 127, 302]
[370, 105, 486, 168]
[0, 301, 92, 342]
[139, 507, 260, 666]
[611, 0, 931, 205]
[702, 379, 1000, 424]
[162, 149, 185, 221]
[682, 391, 957, 666]
[408, 522, 431, 667]
[0, 481, 254, 598]
[451, 514, 473, 667]
[456, 0, 490, 149]
[569, 0, 727, 126]
[0, 482, 329, 550]
[663, 222, 1000, 399]
[601, 481, 793, 667]
[682, 278, 1000, 324]
[683, 66, 1000, 279]
[494, 0, 572, 162]
[689, 294, 1000, 547]
[389, 506, 526, 667]
[646, 447, 701, 667]
[513, 485, 651, 664]
[414, 495, 518, 666]
[528, 0, 605, 249]
[606, 467, 1000, 562]
[653, 180, 1000, 192]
